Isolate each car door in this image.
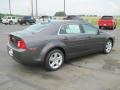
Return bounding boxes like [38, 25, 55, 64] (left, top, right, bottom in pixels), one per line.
[8, 17, 11, 22]
[58, 23, 89, 57]
[82, 24, 106, 51]
[12, 17, 17, 23]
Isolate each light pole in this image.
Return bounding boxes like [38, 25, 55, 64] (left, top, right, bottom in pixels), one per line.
[31, 0, 33, 16]
[9, 0, 11, 15]
[64, 0, 66, 15]
[36, 0, 38, 17]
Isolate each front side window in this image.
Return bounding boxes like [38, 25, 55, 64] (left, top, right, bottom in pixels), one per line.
[82, 24, 98, 34]
[59, 24, 81, 34]
[8, 17, 11, 19]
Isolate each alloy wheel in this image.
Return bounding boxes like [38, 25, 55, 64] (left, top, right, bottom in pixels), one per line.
[49, 52, 63, 69]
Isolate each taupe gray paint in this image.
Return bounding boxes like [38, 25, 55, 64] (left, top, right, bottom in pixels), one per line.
[7, 20, 115, 65]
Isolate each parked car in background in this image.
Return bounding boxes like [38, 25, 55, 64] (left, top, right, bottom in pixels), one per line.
[36, 15, 51, 23]
[0, 17, 2, 23]
[2, 16, 18, 25]
[18, 16, 36, 25]
[64, 15, 83, 20]
[98, 16, 117, 30]
[7, 20, 115, 71]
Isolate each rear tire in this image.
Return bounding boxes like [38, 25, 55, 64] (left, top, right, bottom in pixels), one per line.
[99, 26, 101, 29]
[103, 40, 113, 54]
[5, 23, 8, 25]
[9, 21, 13, 25]
[19, 23, 23, 25]
[110, 26, 114, 30]
[114, 26, 116, 29]
[45, 49, 64, 71]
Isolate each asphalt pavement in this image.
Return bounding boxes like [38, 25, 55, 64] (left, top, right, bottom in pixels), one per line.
[0, 24, 120, 90]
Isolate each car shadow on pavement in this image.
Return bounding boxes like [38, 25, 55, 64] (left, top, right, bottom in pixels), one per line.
[65, 52, 103, 64]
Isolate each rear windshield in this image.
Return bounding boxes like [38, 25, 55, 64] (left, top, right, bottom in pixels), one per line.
[101, 16, 113, 20]
[24, 23, 52, 33]
[24, 16, 33, 19]
[67, 16, 76, 19]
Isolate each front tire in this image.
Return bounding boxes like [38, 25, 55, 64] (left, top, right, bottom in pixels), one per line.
[19, 23, 23, 25]
[103, 40, 113, 54]
[45, 49, 64, 71]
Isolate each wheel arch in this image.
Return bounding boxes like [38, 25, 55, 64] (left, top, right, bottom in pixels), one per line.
[39, 41, 67, 63]
[45, 46, 66, 59]
[9, 20, 13, 23]
[108, 38, 114, 47]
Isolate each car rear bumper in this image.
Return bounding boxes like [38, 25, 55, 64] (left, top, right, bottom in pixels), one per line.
[99, 25, 115, 27]
[99, 23, 115, 27]
[7, 43, 42, 65]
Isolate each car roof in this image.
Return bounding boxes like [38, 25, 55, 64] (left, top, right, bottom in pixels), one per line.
[24, 16, 31, 17]
[102, 15, 113, 17]
[5, 16, 16, 17]
[48, 20, 88, 25]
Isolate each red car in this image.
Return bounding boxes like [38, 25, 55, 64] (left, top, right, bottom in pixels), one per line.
[98, 16, 117, 30]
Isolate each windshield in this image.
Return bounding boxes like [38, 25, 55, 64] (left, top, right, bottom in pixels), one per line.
[24, 23, 51, 32]
[3, 16, 7, 19]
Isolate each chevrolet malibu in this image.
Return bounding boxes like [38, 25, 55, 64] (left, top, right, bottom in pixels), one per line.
[7, 20, 115, 71]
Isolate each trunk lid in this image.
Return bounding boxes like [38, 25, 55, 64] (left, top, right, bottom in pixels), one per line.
[99, 19, 113, 23]
[9, 30, 34, 48]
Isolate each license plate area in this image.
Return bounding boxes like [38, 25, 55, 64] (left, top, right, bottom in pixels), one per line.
[104, 24, 106, 26]
[8, 48, 14, 57]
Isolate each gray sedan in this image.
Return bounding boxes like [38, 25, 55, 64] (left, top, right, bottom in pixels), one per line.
[7, 20, 115, 71]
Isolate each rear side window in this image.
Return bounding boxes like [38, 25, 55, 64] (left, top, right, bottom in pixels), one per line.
[82, 24, 98, 34]
[59, 24, 81, 34]
[24, 23, 51, 32]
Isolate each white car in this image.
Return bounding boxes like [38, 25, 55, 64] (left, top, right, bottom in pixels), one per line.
[36, 16, 51, 23]
[2, 16, 18, 25]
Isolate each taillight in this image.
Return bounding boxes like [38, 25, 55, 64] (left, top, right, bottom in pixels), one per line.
[17, 40, 26, 49]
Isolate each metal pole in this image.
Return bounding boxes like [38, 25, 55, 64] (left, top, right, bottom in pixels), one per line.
[36, 0, 38, 17]
[9, 0, 11, 15]
[64, 0, 66, 15]
[31, 0, 33, 16]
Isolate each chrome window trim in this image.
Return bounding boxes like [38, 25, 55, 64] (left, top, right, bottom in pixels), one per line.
[81, 24, 98, 35]
[58, 23, 83, 36]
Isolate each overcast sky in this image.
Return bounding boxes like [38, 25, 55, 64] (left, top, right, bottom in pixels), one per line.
[0, 0, 120, 16]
